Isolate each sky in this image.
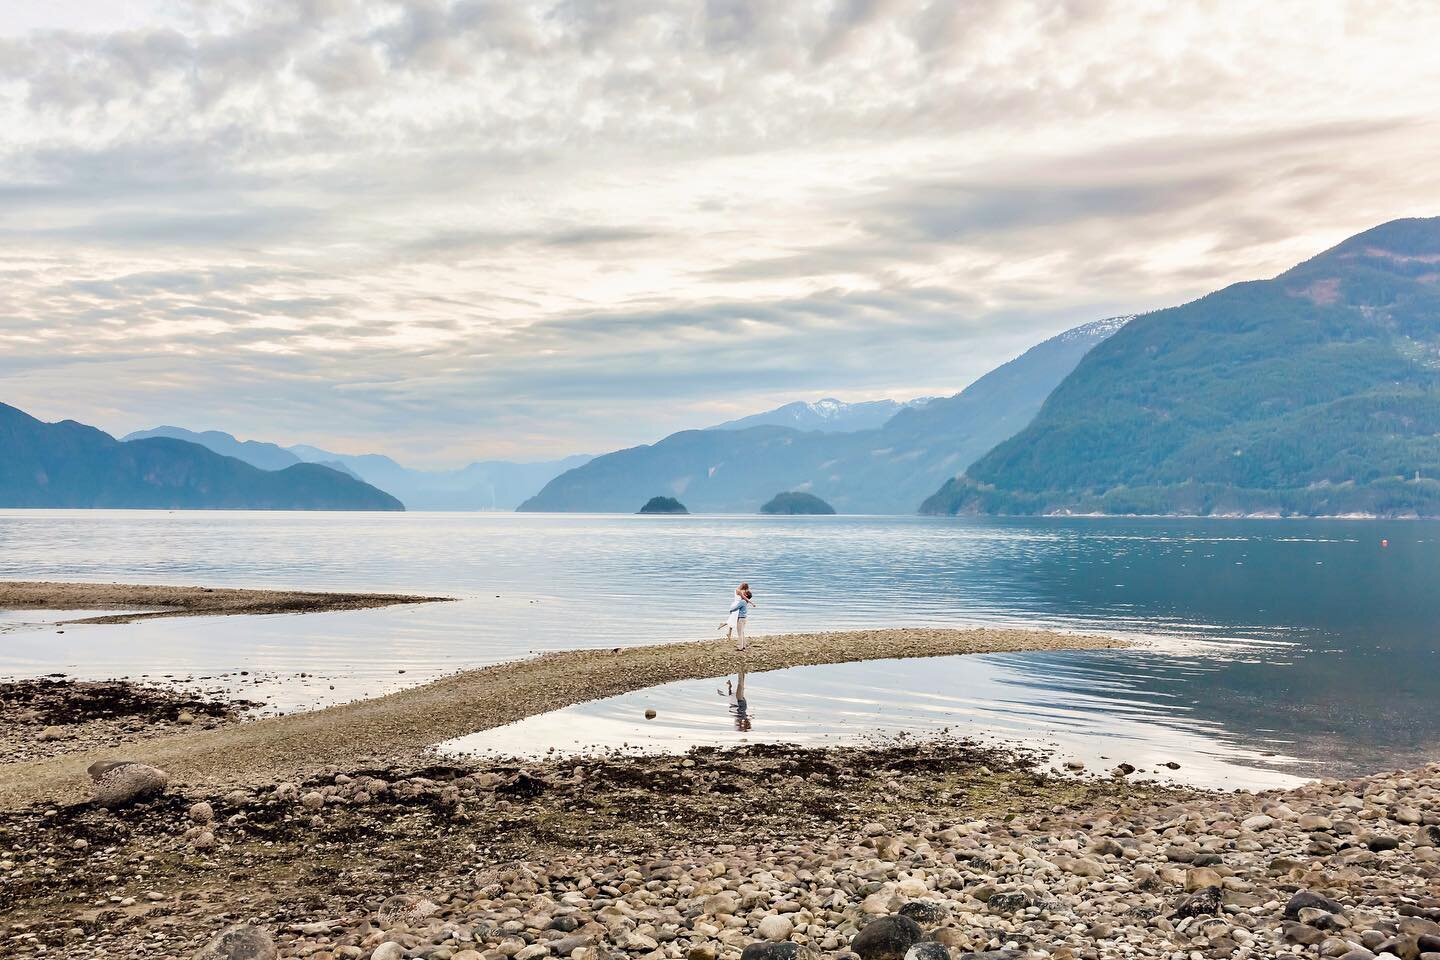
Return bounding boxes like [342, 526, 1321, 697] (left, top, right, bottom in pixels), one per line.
[3, 0, 1440, 466]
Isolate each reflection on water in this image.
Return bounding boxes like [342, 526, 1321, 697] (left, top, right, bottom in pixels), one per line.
[438, 652, 1306, 791]
[1, 510, 1438, 778]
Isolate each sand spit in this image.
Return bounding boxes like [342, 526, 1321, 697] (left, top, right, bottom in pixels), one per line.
[0, 628, 1129, 808]
[0, 580, 450, 625]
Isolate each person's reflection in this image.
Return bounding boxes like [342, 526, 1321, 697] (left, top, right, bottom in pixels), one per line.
[719, 660, 752, 731]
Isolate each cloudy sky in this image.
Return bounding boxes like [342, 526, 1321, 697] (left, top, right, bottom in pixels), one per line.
[3, 0, 1440, 465]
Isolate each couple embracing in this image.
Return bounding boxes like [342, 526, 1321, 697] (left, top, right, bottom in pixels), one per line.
[718, 581, 755, 652]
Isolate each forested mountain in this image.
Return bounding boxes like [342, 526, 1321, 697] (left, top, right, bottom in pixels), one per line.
[519, 317, 1126, 513]
[922, 218, 1440, 518]
[3, 404, 403, 510]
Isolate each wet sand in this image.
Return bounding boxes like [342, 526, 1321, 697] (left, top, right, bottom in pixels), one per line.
[0, 580, 449, 624]
[0, 627, 1129, 808]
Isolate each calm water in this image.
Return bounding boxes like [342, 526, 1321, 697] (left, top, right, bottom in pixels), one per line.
[1, 510, 1436, 784]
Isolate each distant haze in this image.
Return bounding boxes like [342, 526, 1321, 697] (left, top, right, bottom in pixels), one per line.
[2, 2, 1440, 463]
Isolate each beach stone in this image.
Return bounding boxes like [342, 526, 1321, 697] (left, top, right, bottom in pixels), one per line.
[1283, 922, 1327, 946]
[740, 943, 813, 960]
[898, 901, 948, 925]
[38, 725, 65, 741]
[756, 915, 794, 941]
[1185, 867, 1223, 891]
[1285, 890, 1344, 919]
[703, 892, 741, 916]
[88, 760, 169, 809]
[1088, 837, 1124, 857]
[376, 894, 440, 928]
[1173, 886, 1223, 919]
[371, 944, 406, 960]
[189, 801, 215, 823]
[851, 915, 924, 960]
[192, 924, 277, 960]
[1242, 814, 1275, 831]
[904, 944, 951, 960]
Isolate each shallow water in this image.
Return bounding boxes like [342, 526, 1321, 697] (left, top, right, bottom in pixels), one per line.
[1, 510, 1436, 783]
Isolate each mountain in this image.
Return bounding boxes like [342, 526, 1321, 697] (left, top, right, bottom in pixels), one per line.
[921, 217, 1440, 518]
[123, 430, 590, 510]
[2, 403, 403, 510]
[518, 317, 1126, 513]
[289, 446, 592, 511]
[707, 397, 934, 433]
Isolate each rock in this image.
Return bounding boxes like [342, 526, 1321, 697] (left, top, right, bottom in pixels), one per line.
[192, 924, 277, 960]
[897, 901, 948, 925]
[496, 771, 549, 798]
[376, 894, 440, 927]
[644, 709, 657, 719]
[986, 892, 1039, 914]
[1088, 837, 1125, 857]
[300, 791, 325, 811]
[851, 915, 924, 960]
[1065, 857, 1106, 878]
[189, 801, 215, 823]
[1241, 814, 1275, 831]
[1363, 832, 1400, 851]
[1063, 760, 1085, 772]
[688, 947, 718, 960]
[192, 830, 216, 850]
[1285, 890, 1344, 919]
[1283, 922, 1326, 946]
[1185, 867, 1223, 891]
[1173, 886, 1224, 919]
[88, 760, 169, 809]
[904, 945, 951, 960]
[703, 892, 741, 915]
[740, 944, 812, 960]
[756, 915, 794, 941]
[371, 944, 406, 960]
[38, 725, 65, 741]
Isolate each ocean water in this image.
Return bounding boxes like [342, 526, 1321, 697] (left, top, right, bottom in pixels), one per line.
[1, 510, 1436, 785]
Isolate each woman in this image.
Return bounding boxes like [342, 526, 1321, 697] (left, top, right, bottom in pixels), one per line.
[719, 582, 755, 651]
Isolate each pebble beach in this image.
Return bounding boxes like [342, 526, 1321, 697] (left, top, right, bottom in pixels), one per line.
[1, 583, 1436, 960]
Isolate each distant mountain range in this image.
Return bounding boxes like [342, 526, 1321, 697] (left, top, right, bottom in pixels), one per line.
[1, 403, 401, 510]
[122, 427, 591, 512]
[922, 217, 1440, 518]
[706, 397, 935, 433]
[518, 316, 1128, 513]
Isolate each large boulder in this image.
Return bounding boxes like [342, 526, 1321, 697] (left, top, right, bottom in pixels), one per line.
[88, 760, 169, 809]
[192, 924, 277, 960]
[851, 915, 925, 960]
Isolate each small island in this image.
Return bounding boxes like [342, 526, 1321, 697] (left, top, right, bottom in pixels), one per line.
[637, 495, 689, 514]
[759, 491, 836, 515]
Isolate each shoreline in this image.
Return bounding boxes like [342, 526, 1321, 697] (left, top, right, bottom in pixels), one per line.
[3, 735, 1436, 959]
[0, 627, 1129, 808]
[0, 580, 451, 624]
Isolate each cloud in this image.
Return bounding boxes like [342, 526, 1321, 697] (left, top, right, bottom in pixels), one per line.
[1, 1, 1440, 463]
